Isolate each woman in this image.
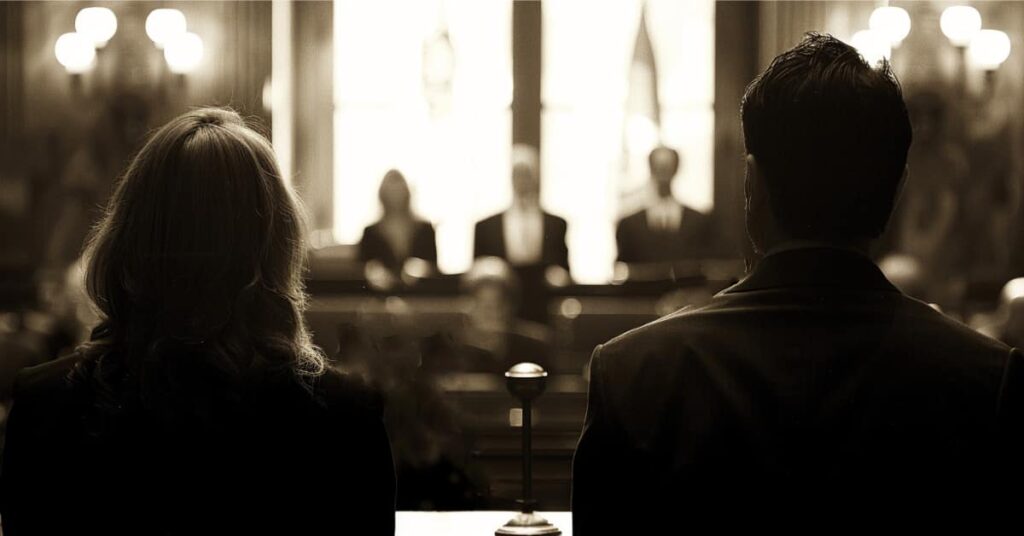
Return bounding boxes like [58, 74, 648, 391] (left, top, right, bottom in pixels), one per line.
[0, 108, 395, 535]
[358, 169, 437, 286]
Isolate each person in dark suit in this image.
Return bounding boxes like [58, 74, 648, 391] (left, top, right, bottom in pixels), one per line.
[0, 108, 395, 535]
[615, 146, 712, 265]
[474, 144, 569, 322]
[473, 144, 569, 273]
[359, 169, 437, 289]
[572, 34, 1024, 531]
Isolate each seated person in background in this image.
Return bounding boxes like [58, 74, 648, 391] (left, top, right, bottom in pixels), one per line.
[474, 145, 569, 321]
[615, 145, 712, 268]
[977, 278, 1024, 348]
[0, 108, 395, 535]
[573, 34, 1023, 532]
[359, 169, 437, 290]
[425, 258, 552, 374]
[334, 324, 485, 511]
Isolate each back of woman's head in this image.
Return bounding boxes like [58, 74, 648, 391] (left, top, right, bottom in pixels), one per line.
[79, 108, 323, 424]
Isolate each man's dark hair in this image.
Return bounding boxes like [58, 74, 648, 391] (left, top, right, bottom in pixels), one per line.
[741, 33, 912, 241]
[648, 145, 680, 175]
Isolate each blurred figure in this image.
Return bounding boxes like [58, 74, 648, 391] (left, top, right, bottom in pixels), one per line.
[458, 257, 552, 373]
[615, 146, 712, 266]
[889, 91, 967, 306]
[474, 144, 569, 321]
[359, 169, 437, 290]
[334, 324, 485, 510]
[473, 144, 568, 272]
[44, 92, 150, 274]
[574, 35, 1023, 532]
[977, 278, 1024, 349]
[0, 108, 395, 535]
[963, 96, 1019, 282]
[422, 258, 552, 374]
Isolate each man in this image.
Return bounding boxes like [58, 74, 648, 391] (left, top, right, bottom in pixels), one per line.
[474, 144, 569, 322]
[572, 34, 1023, 531]
[615, 146, 712, 265]
[474, 144, 569, 272]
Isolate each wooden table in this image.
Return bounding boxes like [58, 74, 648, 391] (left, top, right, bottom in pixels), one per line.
[397, 511, 572, 536]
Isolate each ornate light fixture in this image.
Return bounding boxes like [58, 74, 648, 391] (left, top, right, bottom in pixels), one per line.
[968, 29, 1012, 71]
[940, 5, 982, 48]
[164, 32, 205, 74]
[145, 8, 187, 50]
[869, 6, 911, 48]
[54, 32, 96, 74]
[851, 29, 891, 67]
[74, 7, 117, 48]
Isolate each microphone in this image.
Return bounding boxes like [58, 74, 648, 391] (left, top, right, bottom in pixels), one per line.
[496, 362, 561, 536]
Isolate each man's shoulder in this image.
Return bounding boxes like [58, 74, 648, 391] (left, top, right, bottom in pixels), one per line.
[543, 211, 567, 228]
[476, 212, 503, 229]
[617, 209, 647, 229]
[682, 204, 711, 223]
[596, 305, 709, 371]
[595, 291, 1013, 376]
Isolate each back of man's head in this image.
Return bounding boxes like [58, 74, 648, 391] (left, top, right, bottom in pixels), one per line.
[741, 33, 912, 242]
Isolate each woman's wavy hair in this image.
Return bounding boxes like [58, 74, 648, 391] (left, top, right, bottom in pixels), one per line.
[74, 107, 324, 427]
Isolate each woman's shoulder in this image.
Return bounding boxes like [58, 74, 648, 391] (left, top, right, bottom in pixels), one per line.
[308, 367, 384, 419]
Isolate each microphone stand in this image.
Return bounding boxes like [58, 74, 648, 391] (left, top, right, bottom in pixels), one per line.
[496, 362, 561, 536]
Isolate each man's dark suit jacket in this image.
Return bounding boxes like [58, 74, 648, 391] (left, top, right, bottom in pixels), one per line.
[573, 247, 1024, 530]
[358, 219, 437, 272]
[615, 204, 712, 263]
[0, 353, 396, 535]
[473, 211, 569, 270]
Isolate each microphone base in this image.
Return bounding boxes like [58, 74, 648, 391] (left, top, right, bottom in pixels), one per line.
[495, 512, 562, 535]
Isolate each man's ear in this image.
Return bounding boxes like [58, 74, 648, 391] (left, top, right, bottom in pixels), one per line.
[744, 154, 763, 208]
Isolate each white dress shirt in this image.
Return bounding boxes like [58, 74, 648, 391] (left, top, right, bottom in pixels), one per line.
[503, 201, 544, 265]
[645, 196, 683, 232]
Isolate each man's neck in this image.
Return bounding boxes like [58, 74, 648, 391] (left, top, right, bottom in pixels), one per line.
[764, 239, 869, 258]
[512, 198, 540, 212]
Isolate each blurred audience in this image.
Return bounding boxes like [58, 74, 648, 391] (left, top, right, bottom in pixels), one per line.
[886, 91, 967, 308]
[446, 257, 552, 373]
[0, 108, 395, 535]
[44, 93, 150, 274]
[359, 169, 438, 290]
[334, 323, 486, 511]
[616, 146, 712, 267]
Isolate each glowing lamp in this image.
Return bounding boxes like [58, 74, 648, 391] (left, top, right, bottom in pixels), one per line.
[968, 29, 1012, 71]
[869, 6, 911, 47]
[146, 8, 187, 49]
[75, 7, 118, 48]
[851, 30, 892, 67]
[164, 32, 204, 74]
[940, 6, 982, 47]
[54, 32, 96, 74]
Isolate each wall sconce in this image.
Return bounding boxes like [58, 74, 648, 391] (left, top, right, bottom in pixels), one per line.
[145, 9, 203, 75]
[851, 29, 891, 66]
[164, 32, 205, 74]
[145, 8, 187, 49]
[54, 32, 96, 74]
[940, 5, 982, 48]
[74, 7, 117, 48]
[869, 6, 911, 48]
[968, 29, 1012, 71]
